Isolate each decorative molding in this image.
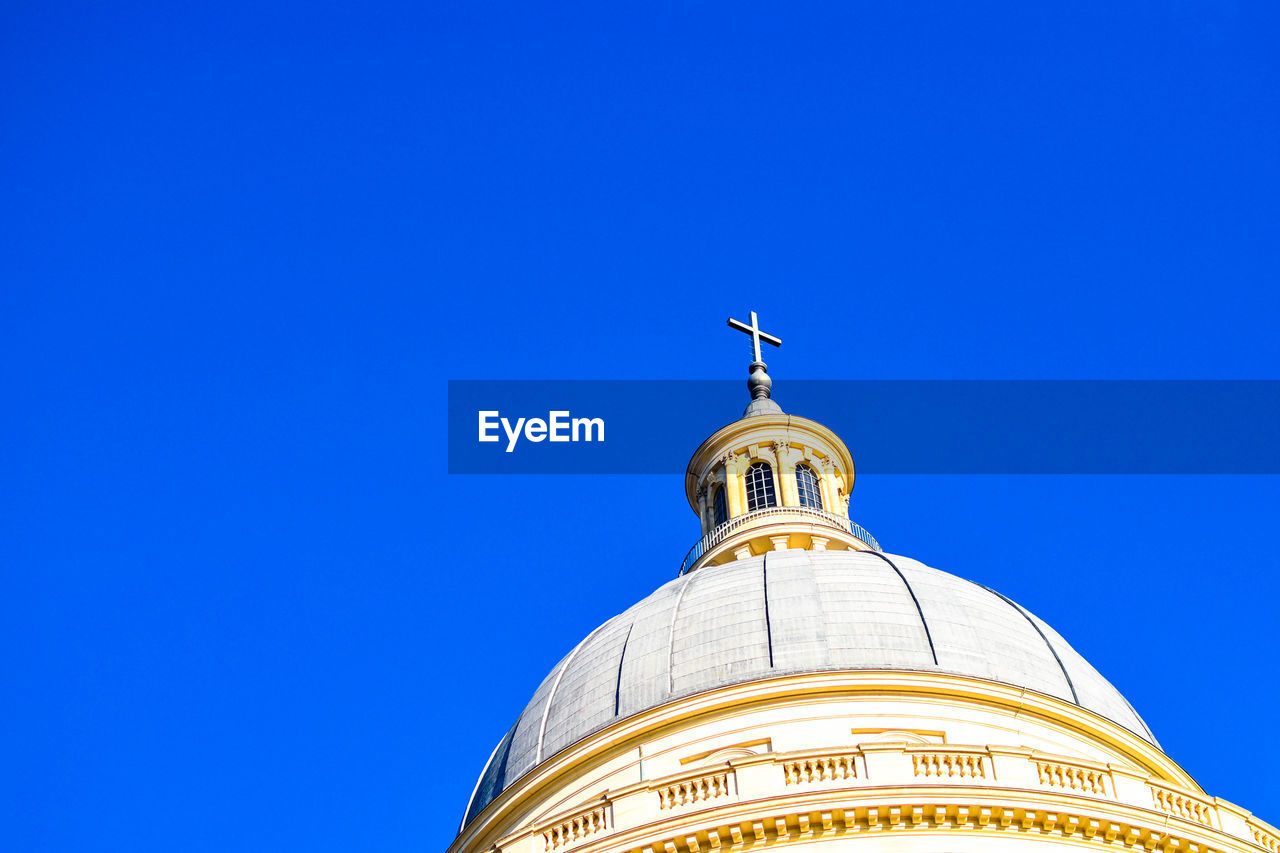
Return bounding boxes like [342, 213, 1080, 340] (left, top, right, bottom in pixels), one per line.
[625, 802, 1229, 853]
[680, 739, 772, 767]
[851, 727, 945, 745]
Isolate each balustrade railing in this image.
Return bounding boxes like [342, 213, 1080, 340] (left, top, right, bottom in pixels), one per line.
[679, 505, 881, 575]
[516, 743, 1278, 853]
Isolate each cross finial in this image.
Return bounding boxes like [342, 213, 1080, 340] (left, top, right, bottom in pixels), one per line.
[727, 311, 782, 364]
[727, 311, 784, 416]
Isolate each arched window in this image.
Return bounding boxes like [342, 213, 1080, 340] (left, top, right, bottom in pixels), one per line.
[795, 463, 824, 510]
[745, 462, 777, 511]
[713, 486, 727, 525]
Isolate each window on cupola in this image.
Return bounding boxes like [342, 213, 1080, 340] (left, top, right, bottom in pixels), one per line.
[713, 486, 727, 525]
[745, 462, 777, 511]
[795, 464, 824, 510]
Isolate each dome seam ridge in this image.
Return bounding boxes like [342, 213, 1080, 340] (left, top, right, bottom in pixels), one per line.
[866, 551, 939, 666]
[535, 621, 612, 764]
[666, 570, 699, 697]
[613, 623, 634, 717]
[975, 581, 1081, 705]
[762, 553, 775, 668]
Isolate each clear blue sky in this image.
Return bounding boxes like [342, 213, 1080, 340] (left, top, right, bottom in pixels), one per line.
[4, 3, 1279, 851]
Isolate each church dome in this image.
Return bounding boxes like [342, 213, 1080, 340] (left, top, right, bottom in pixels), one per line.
[451, 316, 1277, 853]
[462, 548, 1155, 826]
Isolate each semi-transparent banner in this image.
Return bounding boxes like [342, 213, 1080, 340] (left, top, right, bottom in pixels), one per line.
[447, 380, 1280, 474]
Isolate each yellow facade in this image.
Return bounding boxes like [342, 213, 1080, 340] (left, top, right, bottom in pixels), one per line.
[449, 669, 1280, 853]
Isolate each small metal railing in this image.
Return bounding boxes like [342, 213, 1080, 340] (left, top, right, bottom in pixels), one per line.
[847, 520, 882, 553]
[678, 505, 882, 575]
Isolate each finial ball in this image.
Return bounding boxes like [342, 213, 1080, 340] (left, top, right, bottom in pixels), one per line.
[747, 361, 773, 400]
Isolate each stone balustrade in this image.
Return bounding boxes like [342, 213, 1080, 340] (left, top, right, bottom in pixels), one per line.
[1149, 780, 1219, 828]
[656, 769, 732, 811]
[1035, 756, 1110, 796]
[536, 801, 610, 851]
[512, 742, 1279, 853]
[781, 751, 857, 786]
[1249, 819, 1280, 852]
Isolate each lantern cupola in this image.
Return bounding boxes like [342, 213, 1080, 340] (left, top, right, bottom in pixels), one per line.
[680, 312, 880, 574]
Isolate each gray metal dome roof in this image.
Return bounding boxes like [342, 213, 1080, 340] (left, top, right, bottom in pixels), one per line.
[462, 549, 1155, 826]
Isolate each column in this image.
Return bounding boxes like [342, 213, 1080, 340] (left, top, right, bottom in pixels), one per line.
[723, 454, 744, 518]
[774, 441, 799, 507]
[818, 459, 840, 513]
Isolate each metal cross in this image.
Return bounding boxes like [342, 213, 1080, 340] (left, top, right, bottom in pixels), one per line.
[727, 311, 782, 364]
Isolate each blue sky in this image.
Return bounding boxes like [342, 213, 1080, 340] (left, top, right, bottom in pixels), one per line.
[4, 2, 1279, 851]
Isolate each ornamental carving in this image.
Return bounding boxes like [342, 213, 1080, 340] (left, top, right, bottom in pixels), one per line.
[772, 440, 800, 464]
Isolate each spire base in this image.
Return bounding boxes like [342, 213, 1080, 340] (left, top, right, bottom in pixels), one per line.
[743, 397, 784, 417]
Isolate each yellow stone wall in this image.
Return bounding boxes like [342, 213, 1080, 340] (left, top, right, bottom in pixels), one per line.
[449, 671, 1278, 853]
